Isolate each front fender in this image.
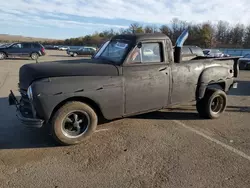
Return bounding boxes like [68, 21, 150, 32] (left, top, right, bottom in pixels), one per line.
[197, 66, 234, 99]
[31, 76, 123, 122]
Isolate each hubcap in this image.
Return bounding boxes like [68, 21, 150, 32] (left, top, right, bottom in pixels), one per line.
[61, 111, 90, 138]
[0, 53, 5, 59]
[211, 95, 225, 114]
[32, 54, 37, 59]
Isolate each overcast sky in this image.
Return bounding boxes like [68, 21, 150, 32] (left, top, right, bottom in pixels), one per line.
[0, 0, 249, 39]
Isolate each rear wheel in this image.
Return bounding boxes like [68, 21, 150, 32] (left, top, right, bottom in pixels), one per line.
[0, 52, 6, 60]
[31, 52, 39, 60]
[196, 88, 227, 119]
[51, 101, 98, 145]
[73, 53, 77, 57]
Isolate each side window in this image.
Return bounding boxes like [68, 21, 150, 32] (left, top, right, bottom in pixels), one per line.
[32, 43, 40, 48]
[11, 43, 22, 48]
[22, 43, 32, 49]
[128, 42, 163, 64]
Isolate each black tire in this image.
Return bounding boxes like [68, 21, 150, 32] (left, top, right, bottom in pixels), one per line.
[196, 88, 227, 119]
[0, 52, 6, 60]
[239, 62, 246, 70]
[31, 52, 39, 60]
[51, 101, 98, 145]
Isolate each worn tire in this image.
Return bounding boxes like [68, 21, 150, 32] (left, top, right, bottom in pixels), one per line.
[196, 88, 227, 119]
[51, 101, 98, 145]
[0, 52, 6, 60]
[31, 52, 39, 60]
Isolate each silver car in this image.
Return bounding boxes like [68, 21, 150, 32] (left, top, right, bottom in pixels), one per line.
[203, 49, 230, 58]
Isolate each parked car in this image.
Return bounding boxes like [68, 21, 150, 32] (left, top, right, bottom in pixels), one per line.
[44, 45, 59, 50]
[181, 45, 204, 61]
[58, 46, 69, 51]
[67, 47, 97, 57]
[0, 42, 45, 60]
[9, 29, 239, 145]
[203, 49, 230, 58]
[238, 54, 250, 70]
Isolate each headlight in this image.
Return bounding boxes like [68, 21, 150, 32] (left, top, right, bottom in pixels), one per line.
[27, 85, 33, 100]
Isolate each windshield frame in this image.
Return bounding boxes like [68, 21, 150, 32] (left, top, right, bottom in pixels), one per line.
[93, 39, 133, 65]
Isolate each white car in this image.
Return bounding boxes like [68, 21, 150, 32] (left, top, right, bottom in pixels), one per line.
[59, 46, 69, 50]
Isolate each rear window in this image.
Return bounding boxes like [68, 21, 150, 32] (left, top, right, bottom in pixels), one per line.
[182, 47, 192, 55]
[22, 43, 32, 48]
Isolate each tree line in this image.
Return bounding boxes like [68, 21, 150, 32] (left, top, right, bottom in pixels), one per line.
[3, 18, 250, 48]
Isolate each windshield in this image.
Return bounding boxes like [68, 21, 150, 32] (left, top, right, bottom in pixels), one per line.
[94, 40, 131, 64]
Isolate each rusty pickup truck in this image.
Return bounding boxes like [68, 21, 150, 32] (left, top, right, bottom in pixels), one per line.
[9, 29, 239, 145]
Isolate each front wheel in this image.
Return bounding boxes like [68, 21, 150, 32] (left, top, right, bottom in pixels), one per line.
[51, 101, 98, 145]
[196, 88, 227, 119]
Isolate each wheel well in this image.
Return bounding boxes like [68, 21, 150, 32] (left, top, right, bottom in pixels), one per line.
[49, 96, 103, 123]
[207, 82, 225, 91]
[197, 81, 226, 100]
[30, 52, 39, 56]
[0, 51, 7, 57]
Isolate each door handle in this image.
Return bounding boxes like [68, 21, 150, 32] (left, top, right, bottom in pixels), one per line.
[159, 67, 167, 72]
[159, 67, 169, 75]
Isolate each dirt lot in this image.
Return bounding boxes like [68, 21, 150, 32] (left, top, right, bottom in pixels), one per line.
[0, 50, 249, 188]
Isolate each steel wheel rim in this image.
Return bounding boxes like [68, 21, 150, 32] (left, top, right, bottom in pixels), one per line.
[210, 95, 225, 114]
[0, 53, 4, 59]
[32, 54, 37, 59]
[61, 110, 90, 138]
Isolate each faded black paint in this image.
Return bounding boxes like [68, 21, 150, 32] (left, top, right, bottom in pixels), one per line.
[15, 33, 239, 125]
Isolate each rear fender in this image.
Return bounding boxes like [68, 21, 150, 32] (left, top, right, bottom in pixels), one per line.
[196, 66, 234, 99]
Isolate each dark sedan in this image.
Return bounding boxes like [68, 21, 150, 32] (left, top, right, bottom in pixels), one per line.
[67, 47, 96, 57]
[238, 54, 250, 70]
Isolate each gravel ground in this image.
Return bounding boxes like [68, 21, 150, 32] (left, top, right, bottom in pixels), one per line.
[0, 50, 249, 188]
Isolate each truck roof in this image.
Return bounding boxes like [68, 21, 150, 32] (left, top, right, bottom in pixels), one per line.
[112, 33, 170, 43]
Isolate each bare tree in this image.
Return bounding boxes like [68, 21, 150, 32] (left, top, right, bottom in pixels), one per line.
[243, 25, 250, 48]
[129, 23, 144, 33]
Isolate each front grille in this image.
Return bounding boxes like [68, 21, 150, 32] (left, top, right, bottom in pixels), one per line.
[19, 89, 34, 118]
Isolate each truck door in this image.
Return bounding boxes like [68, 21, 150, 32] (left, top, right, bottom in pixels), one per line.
[123, 41, 170, 115]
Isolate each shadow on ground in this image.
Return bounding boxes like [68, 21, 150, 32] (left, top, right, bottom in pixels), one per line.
[0, 97, 57, 150]
[131, 111, 200, 120]
[5, 57, 32, 60]
[49, 55, 70, 57]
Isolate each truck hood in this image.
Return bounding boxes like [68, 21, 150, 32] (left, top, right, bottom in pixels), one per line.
[19, 59, 119, 89]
